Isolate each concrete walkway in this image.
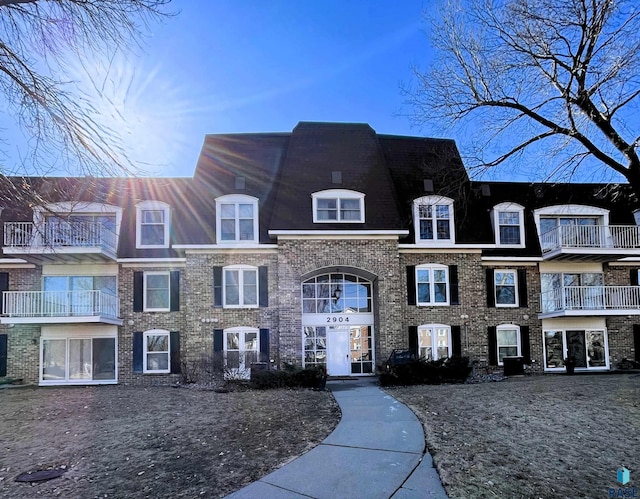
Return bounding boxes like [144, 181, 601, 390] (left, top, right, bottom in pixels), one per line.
[226, 377, 448, 499]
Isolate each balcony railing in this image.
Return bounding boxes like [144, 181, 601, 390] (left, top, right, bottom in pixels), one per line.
[2, 290, 119, 319]
[540, 286, 640, 313]
[3, 221, 117, 253]
[540, 225, 640, 253]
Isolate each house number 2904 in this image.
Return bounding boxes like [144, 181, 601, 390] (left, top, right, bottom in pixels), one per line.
[326, 316, 349, 323]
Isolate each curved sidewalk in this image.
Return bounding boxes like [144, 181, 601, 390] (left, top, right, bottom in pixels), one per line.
[226, 377, 448, 499]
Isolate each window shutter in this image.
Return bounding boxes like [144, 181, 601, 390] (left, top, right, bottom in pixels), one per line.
[133, 272, 143, 312]
[452, 325, 462, 357]
[488, 326, 498, 365]
[406, 266, 416, 306]
[486, 269, 495, 307]
[170, 271, 180, 311]
[0, 272, 8, 315]
[520, 326, 531, 364]
[213, 329, 224, 353]
[133, 332, 143, 373]
[170, 332, 181, 374]
[517, 269, 528, 308]
[0, 334, 7, 377]
[259, 266, 268, 307]
[634, 324, 640, 363]
[213, 267, 223, 307]
[631, 269, 639, 286]
[449, 265, 459, 305]
[408, 326, 418, 359]
[259, 328, 269, 363]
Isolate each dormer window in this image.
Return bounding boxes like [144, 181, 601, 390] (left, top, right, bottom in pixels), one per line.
[312, 190, 365, 223]
[136, 201, 171, 249]
[413, 196, 455, 243]
[492, 203, 525, 247]
[215, 194, 259, 244]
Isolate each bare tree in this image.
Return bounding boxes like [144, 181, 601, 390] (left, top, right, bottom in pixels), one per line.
[409, 0, 640, 200]
[0, 0, 172, 191]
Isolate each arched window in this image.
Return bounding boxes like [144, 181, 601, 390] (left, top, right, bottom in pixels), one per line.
[215, 194, 259, 243]
[311, 189, 365, 223]
[302, 273, 372, 314]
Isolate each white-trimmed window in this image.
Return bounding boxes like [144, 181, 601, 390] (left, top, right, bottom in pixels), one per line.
[413, 196, 455, 243]
[495, 270, 518, 307]
[224, 266, 258, 307]
[136, 201, 171, 248]
[418, 324, 451, 360]
[143, 329, 170, 373]
[224, 327, 259, 377]
[492, 203, 524, 246]
[416, 264, 449, 305]
[144, 272, 170, 312]
[216, 194, 259, 243]
[312, 189, 365, 223]
[496, 325, 520, 365]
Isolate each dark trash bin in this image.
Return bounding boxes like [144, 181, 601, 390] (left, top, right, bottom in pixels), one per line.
[503, 356, 524, 376]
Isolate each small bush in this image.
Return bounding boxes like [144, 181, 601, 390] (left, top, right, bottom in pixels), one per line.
[250, 365, 327, 390]
[380, 356, 471, 386]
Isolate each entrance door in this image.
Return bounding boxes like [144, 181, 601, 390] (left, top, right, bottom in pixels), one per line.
[566, 330, 587, 368]
[327, 327, 350, 376]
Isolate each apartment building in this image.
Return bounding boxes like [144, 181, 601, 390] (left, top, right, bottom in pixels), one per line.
[1, 122, 639, 385]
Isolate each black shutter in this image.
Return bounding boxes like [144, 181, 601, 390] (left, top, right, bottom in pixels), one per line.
[213, 329, 224, 353]
[449, 265, 459, 305]
[170, 271, 180, 311]
[631, 269, 639, 286]
[520, 326, 531, 363]
[486, 269, 495, 307]
[170, 332, 181, 374]
[0, 334, 7, 377]
[133, 332, 143, 373]
[0, 272, 8, 315]
[213, 267, 223, 307]
[452, 325, 462, 357]
[259, 267, 268, 307]
[488, 326, 498, 365]
[259, 328, 269, 363]
[407, 266, 416, 306]
[408, 326, 418, 359]
[634, 325, 640, 363]
[517, 269, 528, 308]
[133, 272, 143, 312]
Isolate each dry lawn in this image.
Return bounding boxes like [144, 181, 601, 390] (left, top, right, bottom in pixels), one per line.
[0, 384, 340, 498]
[388, 374, 640, 499]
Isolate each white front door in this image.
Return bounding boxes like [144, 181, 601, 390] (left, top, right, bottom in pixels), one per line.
[327, 327, 350, 376]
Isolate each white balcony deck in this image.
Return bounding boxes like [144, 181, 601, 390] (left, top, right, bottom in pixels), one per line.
[539, 285, 640, 318]
[540, 225, 640, 261]
[1, 290, 122, 325]
[3, 221, 117, 263]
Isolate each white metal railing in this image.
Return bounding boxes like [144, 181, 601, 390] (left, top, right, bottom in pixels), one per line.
[2, 290, 118, 319]
[3, 221, 117, 253]
[540, 225, 640, 253]
[540, 286, 640, 313]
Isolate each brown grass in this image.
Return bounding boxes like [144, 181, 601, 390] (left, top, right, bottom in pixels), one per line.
[0, 385, 340, 498]
[387, 374, 640, 499]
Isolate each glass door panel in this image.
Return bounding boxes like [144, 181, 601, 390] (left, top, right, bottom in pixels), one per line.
[587, 331, 606, 367]
[42, 339, 67, 380]
[566, 330, 587, 368]
[69, 339, 92, 380]
[350, 326, 373, 374]
[93, 338, 116, 380]
[544, 331, 565, 369]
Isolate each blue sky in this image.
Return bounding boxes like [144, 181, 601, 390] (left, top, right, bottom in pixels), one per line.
[1, 0, 433, 178]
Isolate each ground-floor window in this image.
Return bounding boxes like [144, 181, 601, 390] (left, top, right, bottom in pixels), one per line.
[143, 330, 170, 373]
[496, 325, 521, 365]
[224, 327, 259, 378]
[543, 329, 608, 370]
[418, 324, 451, 360]
[350, 326, 373, 374]
[41, 336, 116, 383]
[304, 326, 327, 369]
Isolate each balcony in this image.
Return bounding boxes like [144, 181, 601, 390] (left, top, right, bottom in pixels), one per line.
[3, 221, 118, 263]
[540, 225, 640, 261]
[539, 285, 640, 318]
[1, 290, 122, 325]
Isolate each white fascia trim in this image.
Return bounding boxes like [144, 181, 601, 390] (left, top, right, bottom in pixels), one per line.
[481, 256, 542, 263]
[399, 247, 482, 254]
[269, 230, 409, 236]
[610, 258, 640, 264]
[118, 258, 186, 268]
[399, 243, 495, 249]
[173, 244, 278, 250]
[0, 258, 34, 268]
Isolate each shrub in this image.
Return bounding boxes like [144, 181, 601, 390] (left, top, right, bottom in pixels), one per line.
[250, 365, 327, 390]
[380, 356, 471, 386]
